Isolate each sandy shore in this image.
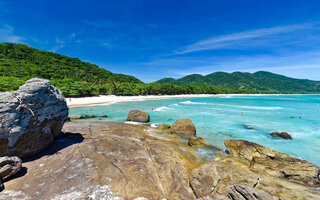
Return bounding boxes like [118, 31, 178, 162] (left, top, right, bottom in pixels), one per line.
[66, 94, 218, 107]
[66, 93, 286, 107]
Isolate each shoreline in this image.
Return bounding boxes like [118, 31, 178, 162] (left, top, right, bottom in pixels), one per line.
[66, 93, 304, 107]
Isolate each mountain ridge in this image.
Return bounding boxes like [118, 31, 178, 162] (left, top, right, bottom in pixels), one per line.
[156, 71, 320, 93]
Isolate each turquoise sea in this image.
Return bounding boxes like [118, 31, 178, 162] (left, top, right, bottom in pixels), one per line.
[69, 95, 320, 166]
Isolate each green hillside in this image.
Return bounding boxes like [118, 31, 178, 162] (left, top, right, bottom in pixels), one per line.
[0, 43, 142, 96]
[157, 71, 320, 93]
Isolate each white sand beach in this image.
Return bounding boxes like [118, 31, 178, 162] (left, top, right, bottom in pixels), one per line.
[66, 93, 284, 107]
[66, 94, 219, 107]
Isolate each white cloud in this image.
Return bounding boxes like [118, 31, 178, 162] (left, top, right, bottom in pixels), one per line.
[0, 25, 24, 43]
[175, 23, 315, 54]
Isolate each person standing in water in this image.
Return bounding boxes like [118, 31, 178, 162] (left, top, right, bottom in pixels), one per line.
[241, 112, 243, 117]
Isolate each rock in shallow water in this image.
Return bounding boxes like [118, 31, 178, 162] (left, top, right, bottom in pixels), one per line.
[269, 131, 292, 140]
[188, 136, 211, 148]
[170, 118, 196, 136]
[126, 110, 150, 122]
[0, 78, 68, 158]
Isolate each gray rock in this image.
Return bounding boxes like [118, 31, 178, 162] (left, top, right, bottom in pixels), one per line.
[126, 110, 150, 122]
[0, 156, 22, 181]
[0, 78, 68, 158]
[228, 184, 282, 200]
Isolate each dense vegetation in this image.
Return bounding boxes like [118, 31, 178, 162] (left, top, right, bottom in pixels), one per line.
[157, 71, 320, 93]
[0, 43, 317, 96]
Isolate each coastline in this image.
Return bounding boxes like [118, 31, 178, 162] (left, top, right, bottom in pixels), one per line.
[66, 93, 293, 107]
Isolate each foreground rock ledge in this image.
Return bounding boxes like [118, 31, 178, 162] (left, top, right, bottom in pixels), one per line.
[225, 139, 320, 185]
[0, 121, 200, 199]
[1, 122, 319, 200]
[0, 78, 68, 158]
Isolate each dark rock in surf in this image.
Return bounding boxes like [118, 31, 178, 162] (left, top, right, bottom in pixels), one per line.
[269, 132, 292, 140]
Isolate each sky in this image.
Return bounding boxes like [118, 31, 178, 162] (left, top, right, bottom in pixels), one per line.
[1, 0, 320, 82]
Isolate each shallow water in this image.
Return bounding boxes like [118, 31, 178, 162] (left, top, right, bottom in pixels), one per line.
[69, 95, 320, 166]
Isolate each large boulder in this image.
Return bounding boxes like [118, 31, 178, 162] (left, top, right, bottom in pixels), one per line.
[126, 110, 150, 123]
[170, 118, 196, 136]
[224, 139, 320, 185]
[269, 132, 292, 140]
[0, 156, 22, 181]
[0, 78, 69, 158]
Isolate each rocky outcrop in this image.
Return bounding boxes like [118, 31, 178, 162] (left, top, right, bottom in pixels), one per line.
[170, 118, 196, 136]
[126, 110, 150, 122]
[157, 124, 171, 131]
[228, 184, 282, 200]
[189, 155, 320, 200]
[224, 139, 320, 185]
[0, 121, 199, 199]
[0, 78, 68, 158]
[188, 136, 211, 148]
[269, 132, 292, 140]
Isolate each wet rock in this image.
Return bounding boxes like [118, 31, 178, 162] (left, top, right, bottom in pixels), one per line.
[0, 156, 22, 181]
[242, 125, 256, 130]
[69, 114, 83, 120]
[157, 124, 171, 131]
[224, 139, 320, 185]
[1, 122, 199, 199]
[170, 118, 196, 136]
[0, 78, 68, 158]
[269, 132, 292, 140]
[188, 136, 211, 148]
[126, 110, 150, 123]
[228, 184, 282, 200]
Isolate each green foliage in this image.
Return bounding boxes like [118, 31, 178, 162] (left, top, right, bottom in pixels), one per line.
[157, 71, 320, 93]
[0, 42, 309, 96]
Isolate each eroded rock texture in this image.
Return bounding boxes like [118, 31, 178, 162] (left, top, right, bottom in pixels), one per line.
[0, 78, 68, 158]
[0, 121, 200, 199]
[224, 139, 320, 185]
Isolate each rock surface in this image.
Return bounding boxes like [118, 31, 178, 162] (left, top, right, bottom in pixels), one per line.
[0, 78, 68, 158]
[269, 131, 292, 140]
[228, 184, 282, 200]
[0, 121, 200, 199]
[189, 154, 320, 200]
[126, 110, 150, 122]
[170, 118, 196, 136]
[157, 124, 171, 131]
[188, 136, 211, 148]
[225, 139, 320, 185]
[0, 156, 22, 181]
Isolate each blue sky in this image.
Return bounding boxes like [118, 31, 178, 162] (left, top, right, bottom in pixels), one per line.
[1, 0, 320, 82]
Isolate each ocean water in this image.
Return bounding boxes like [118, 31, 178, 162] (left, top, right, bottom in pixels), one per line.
[69, 95, 320, 166]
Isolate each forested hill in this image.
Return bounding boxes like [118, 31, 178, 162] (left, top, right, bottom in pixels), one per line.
[1, 43, 318, 96]
[0, 43, 143, 96]
[157, 71, 320, 93]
